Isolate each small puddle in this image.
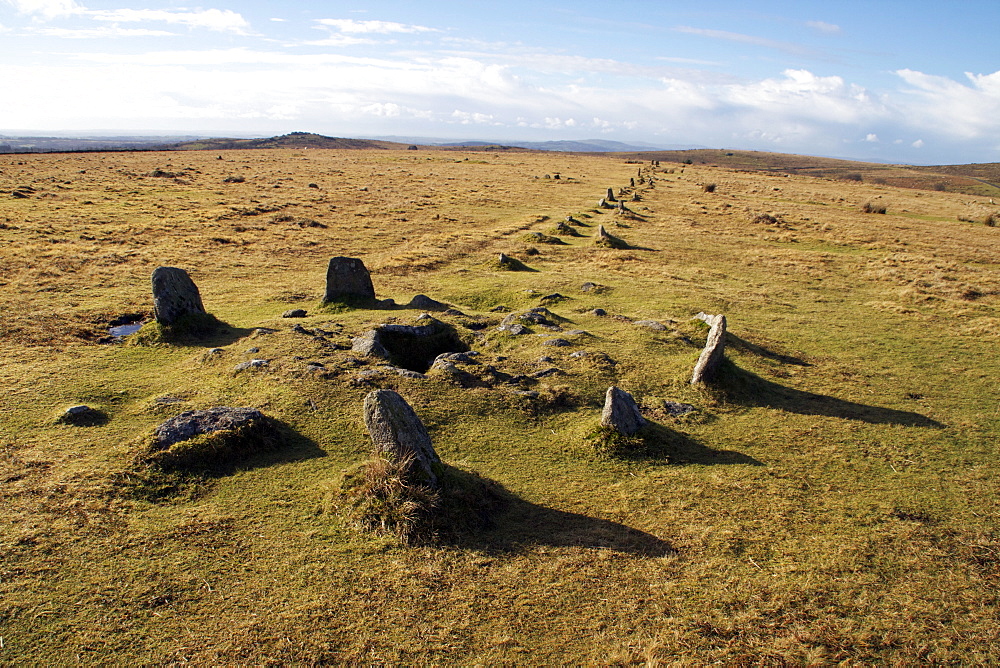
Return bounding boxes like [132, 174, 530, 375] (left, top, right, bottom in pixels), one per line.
[109, 322, 143, 337]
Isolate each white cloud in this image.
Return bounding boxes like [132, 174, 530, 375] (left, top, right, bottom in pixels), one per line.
[806, 20, 841, 34]
[88, 8, 250, 34]
[865, 133, 879, 142]
[3, 0, 82, 19]
[895, 68, 1000, 140]
[314, 19, 438, 34]
[26, 25, 175, 38]
[674, 26, 816, 57]
[912, 139, 924, 148]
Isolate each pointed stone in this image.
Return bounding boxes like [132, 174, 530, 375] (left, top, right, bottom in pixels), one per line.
[606, 187, 616, 202]
[691, 313, 727, 384]
[151, 266, 206, 326]
[601, 386, 646, 436]
[363, 389, 441, 486]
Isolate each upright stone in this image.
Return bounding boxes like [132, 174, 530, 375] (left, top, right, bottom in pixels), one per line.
[606, 187, 617, 202]
[324, 257, 375, 305]
[690, 313, 727, 384]
[151, 266, 206, 326]
[601, 386, 646, 436]
[363, 389, 441, 486]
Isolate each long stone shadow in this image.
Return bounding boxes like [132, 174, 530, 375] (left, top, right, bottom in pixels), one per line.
[726, 333, 811, 367]
[618, 422, 764, 466]
[439, 472, 675, 557]
[205, 419, 327, 477]
[716, 360, 942, 427]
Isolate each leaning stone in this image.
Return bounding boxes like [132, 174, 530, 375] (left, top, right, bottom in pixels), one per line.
[151, 266, 206, 326]
[282, 309, 307, 318]
[153, 406, 266, 449]
[601, 386, 646, 436]
[408, 294, 448, 311]
[363, 389, 441, 486]
[323, 257, 376, 305]
[690, 313, 727, 384]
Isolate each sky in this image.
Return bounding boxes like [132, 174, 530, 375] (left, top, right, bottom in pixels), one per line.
[1, 0, 999, 164]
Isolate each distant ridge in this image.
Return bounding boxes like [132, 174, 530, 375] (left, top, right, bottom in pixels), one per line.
[170, 132, 408, 151]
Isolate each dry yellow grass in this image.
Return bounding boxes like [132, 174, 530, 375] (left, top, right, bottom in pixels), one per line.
[1, 147, 999, 663]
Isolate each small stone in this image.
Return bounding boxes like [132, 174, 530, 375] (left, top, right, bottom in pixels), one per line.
[234, 359, 268, 372]
[569, 351, 587, 358]
[543, 338, 571, 347]
[291, 324, 312, 335]
[539, 293, 567, 304]
[246, 347, 260, 354]
[565, 329, 587, 336]
[253, 328, 277, 336]
[634, 320, 667, 331]
[591, 308, 607, 316]
[581, 281, 597, 292]
[537, 356, 554, 363]
[282, 309, 307, 318]
[601, 386, 646, 436]
[531, 367, 563, 378]
[663, 401, 697, 416]
[408, 294, 448, 311]
[500, 323, 529, 335]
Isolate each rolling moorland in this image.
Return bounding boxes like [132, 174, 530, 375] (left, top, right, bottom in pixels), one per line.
[1, 144, 999, 663]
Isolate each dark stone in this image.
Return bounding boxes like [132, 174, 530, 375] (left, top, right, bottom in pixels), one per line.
[663, 401, 697, 416]
[323, 257, 375, 306]
[151, 266, 206, 326]
[543, 338, 571, 347]
[601, 386, 646, 436]
[502, 323, 529, 335]
[58, 404, 104, 426]
[606, 187, 616, 202]
[408, 294, 449, 311]
[153, 406, 266, 449]
[282, 309, 307, 318]
[591, 308, 607, 316]
[363, 389, 441, 486]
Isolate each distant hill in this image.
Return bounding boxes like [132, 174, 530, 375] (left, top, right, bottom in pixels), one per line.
[170, 132, 409, 151]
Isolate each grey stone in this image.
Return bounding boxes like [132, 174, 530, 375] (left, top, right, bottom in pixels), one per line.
[606, 187, 616, 202]
[591, 308, 607, 316]
[537, 355, 554, 363]
[565, 329, 587, 336]
[234, 359, 268, 372]
[363, 389, 441, 486]
[543, 338, 571, 347]
[691, 313, 727, 384]
[246, 347, 260, 354]
[153, 406, 266, 449]
[569, 351, 587, 358]
[634, 320, 667, 331]
[581, 281, 597, 292]
[663, 401, 697, 416]
[501, 323, 529, 335]
[408, 294, 448, 311]
[601, 386, 646, 436]
[531, 367, 563, 378]
[282, 309, 307, 318]
[323, 257, 375, 305]
[151, 266, 206, 326]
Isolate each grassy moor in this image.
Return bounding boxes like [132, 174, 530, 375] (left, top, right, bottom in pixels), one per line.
[2, 146, 1000, 663]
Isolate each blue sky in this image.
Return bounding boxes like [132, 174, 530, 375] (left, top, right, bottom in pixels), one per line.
[2, 0, 999, 164]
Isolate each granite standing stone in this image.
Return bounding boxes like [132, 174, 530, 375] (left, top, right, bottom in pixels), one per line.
[363, 389, 441, 486]
[690, 313, 727, 384]
[601, 386, 646, 436]
[151, 266, 206, 326]
[324, 257, 376, 305]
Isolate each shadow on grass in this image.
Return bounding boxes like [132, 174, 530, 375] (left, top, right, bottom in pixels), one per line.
[715, 359, 942, 427]
[133, 313, 254, 348]
[589, 423, 762, 466]
[726, 333, 811, 366]
[434, 466, 675, 557]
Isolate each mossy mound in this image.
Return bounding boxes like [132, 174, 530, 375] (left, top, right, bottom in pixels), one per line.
[332, 457, 508, 545]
